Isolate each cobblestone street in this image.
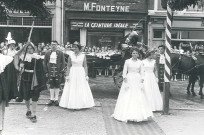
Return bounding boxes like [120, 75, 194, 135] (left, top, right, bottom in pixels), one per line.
[2, 76, 204, 135]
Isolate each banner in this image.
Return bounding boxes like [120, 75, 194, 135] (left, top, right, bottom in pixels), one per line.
[71, 21, 141, 29]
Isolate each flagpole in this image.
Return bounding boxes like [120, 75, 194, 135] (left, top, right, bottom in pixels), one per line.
[163, 3, 172, 115]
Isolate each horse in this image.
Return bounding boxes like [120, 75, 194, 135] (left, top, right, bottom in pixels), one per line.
[171, 53, 204, 98]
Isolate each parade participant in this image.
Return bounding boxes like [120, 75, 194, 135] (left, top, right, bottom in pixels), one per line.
[156, 45, 165, 92]
[37, 43, 43, 55]
[111, 48, 153, 122]
[142, 50, 163, 111]
[0, 54, 13, 134]
[125, 25, 143, 47]
[4, 40, 19, 102]
[44, 41, 65, 106]
[59, 43, 95, 109]
[17, 42, 45, 123]
[6, 40, 17, 56]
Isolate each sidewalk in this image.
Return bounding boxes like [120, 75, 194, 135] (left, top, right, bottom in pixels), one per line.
[4, 102, 204, 135]
[2, 77, 204, 135]
[3, 104, 106, 135]
[154, 109, 204, 135]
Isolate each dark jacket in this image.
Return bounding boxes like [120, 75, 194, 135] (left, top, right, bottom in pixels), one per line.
[0, 71, 9, 105]
[43, 50, 65, 78]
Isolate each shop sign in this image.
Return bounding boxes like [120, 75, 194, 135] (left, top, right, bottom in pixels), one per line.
[84, 3, 130, 12]
[71, 21, 138, 29]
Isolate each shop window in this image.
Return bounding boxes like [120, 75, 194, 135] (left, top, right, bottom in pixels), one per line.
[87, 31, 123, 49]
[172, 31, 179, 39]
[153, 29, 163, 39]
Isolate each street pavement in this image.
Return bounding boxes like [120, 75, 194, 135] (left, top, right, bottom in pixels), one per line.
[2, 76, 204, 135]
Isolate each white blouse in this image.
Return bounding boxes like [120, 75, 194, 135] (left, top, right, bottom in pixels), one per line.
[122, 58, 143, 78]
[49, 52, 57, 64]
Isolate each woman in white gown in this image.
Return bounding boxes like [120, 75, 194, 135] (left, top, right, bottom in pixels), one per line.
[142, 51, 163, 111]
[112, 48, 153, 122]
[59, 43, 95, 109]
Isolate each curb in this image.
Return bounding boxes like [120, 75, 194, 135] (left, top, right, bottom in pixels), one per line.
[170, 108, 204, 111]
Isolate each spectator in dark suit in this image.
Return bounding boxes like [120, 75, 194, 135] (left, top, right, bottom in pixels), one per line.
[156, 45, 165, 92]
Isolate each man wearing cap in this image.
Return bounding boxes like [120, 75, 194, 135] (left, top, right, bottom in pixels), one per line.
[44, 41, 65, 106]
[156, 45, 165, 92]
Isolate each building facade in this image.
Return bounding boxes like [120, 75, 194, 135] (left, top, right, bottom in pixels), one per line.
[64, 0, 149, 49]
[0, 1, 65, 45]
[148, 0, 204, 50]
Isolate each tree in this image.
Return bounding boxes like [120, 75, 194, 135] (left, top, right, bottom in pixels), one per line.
[0, 0, 55, 20]
[162, 0, 200, 10]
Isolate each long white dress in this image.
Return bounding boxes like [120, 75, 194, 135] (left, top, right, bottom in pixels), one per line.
[112, 58, 153, 122]
[59, 53, 95, 109]
[142, 59, 163, 111]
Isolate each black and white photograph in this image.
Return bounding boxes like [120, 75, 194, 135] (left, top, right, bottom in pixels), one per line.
[0, 0, 204, 135]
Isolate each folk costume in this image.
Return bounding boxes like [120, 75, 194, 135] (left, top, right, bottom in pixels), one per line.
[0, 54, 13, 132]
[156, 53, 165, 92]
[18, 43, 46, 122]
[19, 53, 45, 101]
[44, 50, 65, 106]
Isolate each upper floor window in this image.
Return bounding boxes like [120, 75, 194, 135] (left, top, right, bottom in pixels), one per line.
[153, 29, 164, 39]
